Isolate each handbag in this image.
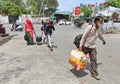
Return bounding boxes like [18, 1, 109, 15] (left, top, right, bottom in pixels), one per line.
[24, 34, 29, 41]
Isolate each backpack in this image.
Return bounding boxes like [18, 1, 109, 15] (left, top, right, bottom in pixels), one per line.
[73, 25, 93, 48]
[73, 34, 83, 48]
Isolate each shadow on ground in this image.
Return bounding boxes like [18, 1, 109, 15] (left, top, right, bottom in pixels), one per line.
[0, 34, 18, 46]
[70, 62, 103, 78]
[36, 42, 44, 45]
[70, 69, 88, 78]
[52, 45, 58, 48]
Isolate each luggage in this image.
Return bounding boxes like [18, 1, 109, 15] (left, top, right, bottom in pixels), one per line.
[69, 50, 89, 71]
[0, 27, 6, 34]
[34, 31, 42, 42]
[24, 34, 29, 41]
[25, 32, 34, 45]
[73, 34, 83, 48]
[36, 36, 42, 42]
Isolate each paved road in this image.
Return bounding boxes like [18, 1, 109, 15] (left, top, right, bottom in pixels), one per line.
[0, 24, 120, 84]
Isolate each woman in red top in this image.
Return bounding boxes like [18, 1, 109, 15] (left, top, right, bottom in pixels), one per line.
[24, 18, 34, 45]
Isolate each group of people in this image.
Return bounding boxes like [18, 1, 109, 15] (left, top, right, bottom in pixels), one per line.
[24, 16, 106, 80]
[24, 18, 55, 51]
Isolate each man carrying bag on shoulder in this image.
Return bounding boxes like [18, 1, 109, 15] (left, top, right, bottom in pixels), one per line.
[79, 16, 106, 80]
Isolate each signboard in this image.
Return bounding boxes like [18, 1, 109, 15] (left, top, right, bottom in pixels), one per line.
[74, 6, 80, 16]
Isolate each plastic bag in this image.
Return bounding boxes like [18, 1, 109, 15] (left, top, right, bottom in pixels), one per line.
[69, 50, 89, 71]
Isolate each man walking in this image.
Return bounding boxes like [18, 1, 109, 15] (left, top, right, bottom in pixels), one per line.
[79, 16, 106, 80]
[46, 20, 55, 51]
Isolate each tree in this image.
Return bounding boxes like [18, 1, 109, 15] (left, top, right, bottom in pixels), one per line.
[1, 1, 11, 15]
[8, 4, 21, 16]
[9, 0, 23, 6]
[27, 0, 58, 16]
[106, 0, 120, 8]
[81, 5, 93, 17]
[26, 0, 37, 14]
[46, 0, 58, 7]
[1, 0, 23, 16]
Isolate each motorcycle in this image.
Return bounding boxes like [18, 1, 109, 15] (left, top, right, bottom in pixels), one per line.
[74, 19, 83, 28]
[11, 23, 23, 31]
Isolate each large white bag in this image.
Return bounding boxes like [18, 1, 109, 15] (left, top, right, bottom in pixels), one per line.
[69, 50, 89, 70]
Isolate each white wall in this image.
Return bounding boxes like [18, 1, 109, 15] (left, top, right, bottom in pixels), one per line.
[0, 15, 9, 24]
[0, 14, 50, 24]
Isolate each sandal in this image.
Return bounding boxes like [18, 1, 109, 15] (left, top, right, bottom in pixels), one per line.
[91, 74, 100, 80]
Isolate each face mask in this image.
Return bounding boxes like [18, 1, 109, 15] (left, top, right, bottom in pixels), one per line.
[98, 23, 102, 27]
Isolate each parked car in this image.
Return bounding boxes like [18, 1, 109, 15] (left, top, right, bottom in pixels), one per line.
[58, 19, 72, 25]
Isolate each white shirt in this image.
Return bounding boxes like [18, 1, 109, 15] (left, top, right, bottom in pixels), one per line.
[80, 25, 105, 48]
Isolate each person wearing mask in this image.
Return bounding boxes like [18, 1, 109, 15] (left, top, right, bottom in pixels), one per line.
[79, 16, 106, 80]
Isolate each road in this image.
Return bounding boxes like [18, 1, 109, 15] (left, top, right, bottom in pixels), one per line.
[0, 24, 120, 84]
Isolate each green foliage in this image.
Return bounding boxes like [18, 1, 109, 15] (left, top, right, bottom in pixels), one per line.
[1, 0, 59, 16]
[8, 4, 21, 16]
[46, 0, 58, 7]
[107, 0, 120, 8]
[1, 1, 11, 15]
[1, 0, 23, 16]
[27, 0, 59, 15]
[81, 5, 93, 17]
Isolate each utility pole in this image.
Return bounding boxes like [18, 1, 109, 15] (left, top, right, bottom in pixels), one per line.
[39, 2, 44, 17]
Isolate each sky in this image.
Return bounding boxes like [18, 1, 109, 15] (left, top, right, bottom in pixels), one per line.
[58, 0, 106, 12]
